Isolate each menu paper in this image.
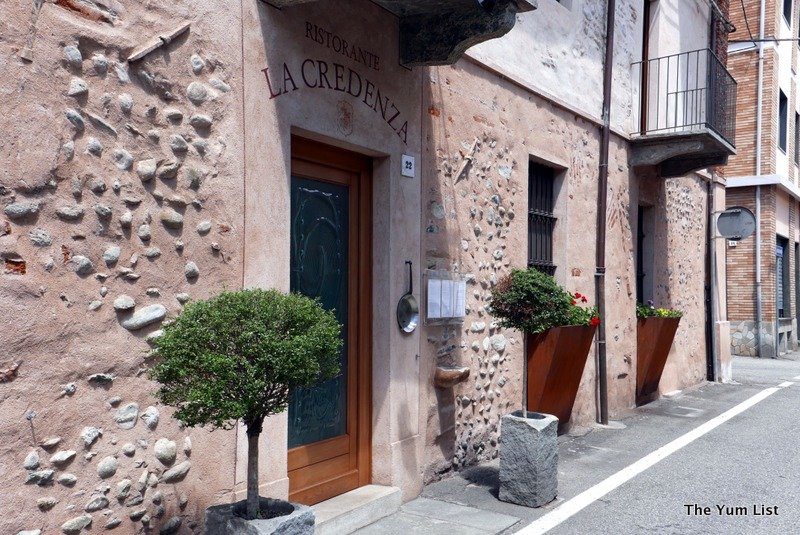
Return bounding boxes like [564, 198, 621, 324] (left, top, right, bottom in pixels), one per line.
[455, 280, 466, 317]
[427, 279, 442, 319]
[440, 280, 454, 318]
[427, 277, 467, 320]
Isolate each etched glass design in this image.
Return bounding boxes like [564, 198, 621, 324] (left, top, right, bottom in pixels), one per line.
[288, 177, 349, 448]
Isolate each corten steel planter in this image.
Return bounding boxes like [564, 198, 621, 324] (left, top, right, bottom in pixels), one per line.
[526, 324, 597, 432]
[636, 317, 681, 405]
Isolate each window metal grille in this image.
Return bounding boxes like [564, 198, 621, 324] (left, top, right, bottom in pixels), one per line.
[528, 162, 556, 275]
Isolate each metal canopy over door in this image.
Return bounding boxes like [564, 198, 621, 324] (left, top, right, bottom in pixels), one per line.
[287, 137, 372, 505]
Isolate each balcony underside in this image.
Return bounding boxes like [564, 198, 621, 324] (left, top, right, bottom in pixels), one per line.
[262, 0, 537, 66]
[629, 128, 735, 178]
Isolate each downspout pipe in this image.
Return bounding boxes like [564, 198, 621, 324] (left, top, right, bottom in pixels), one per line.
[755, 0, 765, 356]
[707, 175, 719, 381]
[705, 3, 717, 382]
[595, 0, 616, 425]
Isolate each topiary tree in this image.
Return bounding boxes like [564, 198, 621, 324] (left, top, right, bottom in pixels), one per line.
[149, 288, 342, 520]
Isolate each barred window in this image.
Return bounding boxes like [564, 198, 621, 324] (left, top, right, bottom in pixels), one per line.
[528, 162, 557, 275]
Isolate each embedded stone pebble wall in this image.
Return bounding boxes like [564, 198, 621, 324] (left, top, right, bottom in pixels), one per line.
[422, 131, 524, 479]
[420, 55, 712, 484]
[20, 396, 191, 534]
[730, 320, 776, 357]
[1, 2, 242, 532]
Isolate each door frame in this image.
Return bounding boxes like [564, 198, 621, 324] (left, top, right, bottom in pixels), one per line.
[287, 136, 373, 504]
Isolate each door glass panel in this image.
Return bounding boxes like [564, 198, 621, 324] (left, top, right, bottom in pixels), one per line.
[288, 177, 349, 448]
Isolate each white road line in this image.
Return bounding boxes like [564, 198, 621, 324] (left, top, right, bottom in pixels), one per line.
[517, 386, 783, 535]
[778, 381, 795, 388]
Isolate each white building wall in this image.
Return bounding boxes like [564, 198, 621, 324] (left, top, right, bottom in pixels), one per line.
[465, 0, 643, 134]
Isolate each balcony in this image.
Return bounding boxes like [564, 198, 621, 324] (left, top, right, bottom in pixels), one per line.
[262, 0, 537, 67]
[630, 48, 737, 178]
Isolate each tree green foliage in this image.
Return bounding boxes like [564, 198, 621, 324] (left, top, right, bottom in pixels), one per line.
[488, 268, 599, 334]
[149, 289, 343, 431]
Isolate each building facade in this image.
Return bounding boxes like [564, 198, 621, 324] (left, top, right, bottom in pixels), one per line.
[1, 0, 732, 533]
[726, 0, 800, 357]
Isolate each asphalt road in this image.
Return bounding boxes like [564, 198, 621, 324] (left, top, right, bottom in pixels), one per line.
[543, 355, 800, 535]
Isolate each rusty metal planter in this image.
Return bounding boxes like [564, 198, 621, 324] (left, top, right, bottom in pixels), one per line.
[636, 317, 681, 405]
[526, 325, 597, 432]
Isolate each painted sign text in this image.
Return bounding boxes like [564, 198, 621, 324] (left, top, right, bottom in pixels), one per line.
[263, 59, 408, 144]
[305, 21, 380, 71]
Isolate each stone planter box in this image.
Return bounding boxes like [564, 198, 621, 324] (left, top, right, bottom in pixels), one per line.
[205, 497, 314, 535]
[526, 324, 596, 432]
[636, 317, 681, 405]
[499, 411, 558, 508]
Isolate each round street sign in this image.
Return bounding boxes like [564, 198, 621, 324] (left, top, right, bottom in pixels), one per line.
[717, 206, 756, 240]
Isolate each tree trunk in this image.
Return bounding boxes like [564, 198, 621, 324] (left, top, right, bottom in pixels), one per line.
[246, 430, 260, 520]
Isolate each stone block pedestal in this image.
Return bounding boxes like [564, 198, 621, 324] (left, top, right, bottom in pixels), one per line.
[205, 497, 314, 534]
[498, 411, 558, 508]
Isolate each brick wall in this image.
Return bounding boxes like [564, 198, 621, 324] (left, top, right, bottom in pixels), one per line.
[727, 2, 782, 177]
[728, 46, 777, 177]
[769, 0, 779, 37]
[729, 0, 759, 38]
[715, 0, 730, 63]
[725, 1, 800, 352]
[726, 185, 778, 321]
[727, 49, 758, 176]
[764, 48, 778, 175]
[726, 187, 757, 320]
[762, 186, 777, 320]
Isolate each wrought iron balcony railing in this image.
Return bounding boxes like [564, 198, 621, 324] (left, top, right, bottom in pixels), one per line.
[633, 48, 737, 148]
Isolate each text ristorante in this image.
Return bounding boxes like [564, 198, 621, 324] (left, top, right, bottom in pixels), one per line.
[304, 22, 381, 71]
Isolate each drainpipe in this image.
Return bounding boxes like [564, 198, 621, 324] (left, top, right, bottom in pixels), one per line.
[705, 2, 717, 381]
[595, 0, 616, 425]
[707, 174, 719, 380]
[755, 0, 765, 357]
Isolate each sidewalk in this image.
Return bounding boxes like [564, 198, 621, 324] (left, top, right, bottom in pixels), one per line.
[355, 354, 800, 534]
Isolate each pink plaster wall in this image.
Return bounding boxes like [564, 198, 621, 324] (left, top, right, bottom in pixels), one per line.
[0, 0, 244, 532]
[419, 58, 714, 483]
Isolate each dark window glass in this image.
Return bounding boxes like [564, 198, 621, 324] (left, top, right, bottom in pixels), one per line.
[795, 112, 799, 164]
[780, 91, 788, 153]
[528, 162, 557, 275]
[636, 206, 654, 305]
[785, 0, 793, 25]
[778, 236, 790, 318]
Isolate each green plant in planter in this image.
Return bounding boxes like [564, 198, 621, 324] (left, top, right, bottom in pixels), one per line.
[149, 289, 342, 521]
[636, 300, 683, 318]
[488, 268, 599, 334]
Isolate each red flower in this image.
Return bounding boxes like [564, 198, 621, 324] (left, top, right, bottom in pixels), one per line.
[581, 296, 588, 303]
[570, 299, 577, 305]
[574, 292, 583, 299]
[590, 316, 601, 326]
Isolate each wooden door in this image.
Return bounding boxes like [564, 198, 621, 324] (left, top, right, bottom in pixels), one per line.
[287, 137, 372, 505]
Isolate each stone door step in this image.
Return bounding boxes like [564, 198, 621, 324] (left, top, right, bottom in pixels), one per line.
[313, 484, 402, 535]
